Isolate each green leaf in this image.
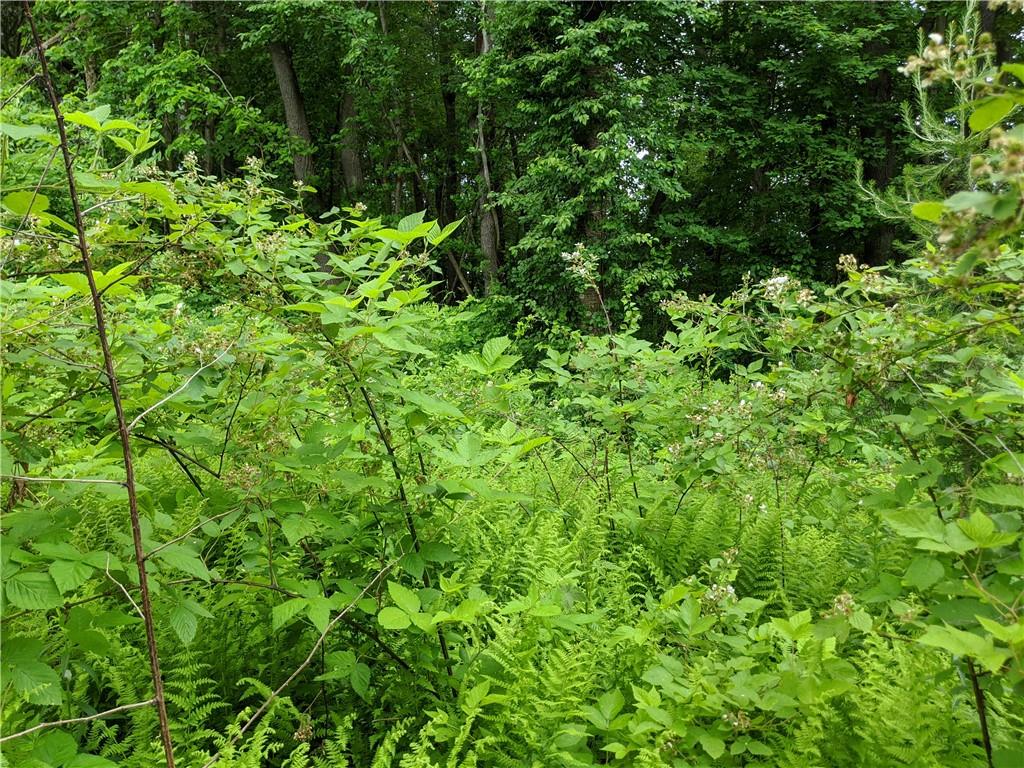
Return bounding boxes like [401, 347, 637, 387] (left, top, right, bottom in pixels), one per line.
[919, 624, 1011, 672]
[388, 581, 421, 614]
[8, 660, 63, 705]
[911, 201, 945, 223]
[377, 606, 411, 630]
[399, 389, 465, 420]
[65, 110, 103, 131]
[272, 597, 309, 631]
[975, 485, 1024, 508]
[427, 217, 463, 245]
[699, 734, 726, 759]
[397, 210, 426, 232]
[350, 662, 371, 701]
[154, 545, 210, 581]
[306, 595, 332, 633]
[946, 191, 997, 216]
[0, 123, 52, 140]
[33, 730, 77, 766]
[3, 190, 50, 216]
[49, 560, 94, 594]
[170, 601, 198, 645]
[904, 556, 944, 590]
[969, 96, 1015, 132]
[120, 182, 177, 212]
[1003, 63, 1024, 82]
[281, 514, 318, 545]
[5, 571, 63, 609]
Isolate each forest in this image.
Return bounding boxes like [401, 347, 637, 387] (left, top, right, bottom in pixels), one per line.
[1, 0, 1023, 766]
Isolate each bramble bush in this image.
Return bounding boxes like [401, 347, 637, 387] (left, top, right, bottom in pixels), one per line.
[2, 10, 1023, 768]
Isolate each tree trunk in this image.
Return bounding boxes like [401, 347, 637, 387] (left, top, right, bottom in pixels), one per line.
[268, 42, 313, 185]
[476, 0, 502, 292]
[861, 26, 897, 267]
[339, 89, 364, 196]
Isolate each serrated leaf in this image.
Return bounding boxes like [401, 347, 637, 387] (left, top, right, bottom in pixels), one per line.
[65, 110, 103, 130]
[0, 122, 51, 140]
[49, 560, 94, 594]
[919, 624, 1011, 672]
[427, 217, 463, 245]
[399, 389, 465, 419]
[377, 606, 411, 630]
[975, 485, 1024, 508]
[154, 545, 210, 581]
[3, 190, 50, 216]
[699, 734, 725, 759]
[5, 571, 63, 609]
[33, 730, 77, 766]
[8, 660, 63, 705]
[170, 601, 198, 645]
[350, 662, 370, 700]
[306, 595, 332, 633]
[272, 597, 309, 631]
[280, 514, 317, 545]
[387, 581, 421, 614]
[904, 556, 943, 590]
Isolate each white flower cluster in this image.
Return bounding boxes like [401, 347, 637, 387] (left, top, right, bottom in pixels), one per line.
[706, 583, 736, 603]
[826, 591, 856, 618]
[722, 710, 751, 730]
[837, 253, 858, 274]
[560, 242, 597, 284]
[763, 275, 790, 302]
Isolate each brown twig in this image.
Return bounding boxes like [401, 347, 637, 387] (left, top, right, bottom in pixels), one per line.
[967, 659, 994, 768]
[0, 699, 156, 744]
[24, 4, 176, 766]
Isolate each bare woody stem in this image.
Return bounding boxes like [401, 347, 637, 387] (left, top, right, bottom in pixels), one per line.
[0, 700, 156, 744]
[23, 4, 176, 767]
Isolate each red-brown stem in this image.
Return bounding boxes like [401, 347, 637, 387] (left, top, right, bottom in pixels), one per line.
[23, 4, 176, 766]
[967, 659, 994, 768]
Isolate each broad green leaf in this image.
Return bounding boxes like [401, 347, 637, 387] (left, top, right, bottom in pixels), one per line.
[919, 624, 1011, 672]
[427, 217, 463, 245]
[49, 559, 94, 594]
[350, 662, 371, 701]
[170, 601, 198, 645]
[387, 581, 421, 614]
[911, 201, 945, 223]
[0, 123, 52, 140]
[33, 730, 77, 766]
[377, 606, 411, 630]
[8, 661, 62, 705]
[306, 595, 333, 633]
[5, 571, 63, 609]
[399, 389, 465, 419]
[903, 556, 943, 590]
[154, 545, 210, 581]
[3, 190, 50, 216]
[968, 96, 1015, 132]
[281, 514, 318, 545]
[946, 191, 997, 216]
[699, 734, 726, 759]
[272, 597, 309, 631]
[65, 110, 103, 130]
[397, 210, 426, 232]
[974, 484, 1024, 508]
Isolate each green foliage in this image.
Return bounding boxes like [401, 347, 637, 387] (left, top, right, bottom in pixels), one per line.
[3, 6, 1024, 768]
